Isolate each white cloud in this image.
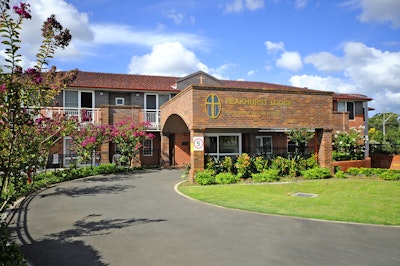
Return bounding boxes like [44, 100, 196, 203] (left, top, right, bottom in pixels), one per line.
[19, 0, 94, 60]
[224, 0, 244, 13]
[290, 75, 359, 93]
[247, 70, 257, 76]
[245, 0, 265, 11]
[224, 0, 264, 13]
[164, 10, 195, 25]
[297, 42, 400, 114]
[305, 52, 344, 72]
[91, 24, 206, 50]
[371, 90, 400, 114]
[265, 41, 285, 53]
[306, 42, 400, 93]
[128, 41, 207, 76]
[358, 0, 400, 28]
[127, 41, 234, 78]
[276, 51, 303, 72]
[295, 0, 307, 9]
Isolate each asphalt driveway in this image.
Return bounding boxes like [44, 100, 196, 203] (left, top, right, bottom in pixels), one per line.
[9, 169, 400, 266]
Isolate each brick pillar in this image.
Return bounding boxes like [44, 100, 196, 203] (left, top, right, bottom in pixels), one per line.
[246, 133, 257, 155]
[317, 128, 332, 171]
[100, 105, 110, 164]
[160, 133, 170, 167]
[189, 129, 205, 183]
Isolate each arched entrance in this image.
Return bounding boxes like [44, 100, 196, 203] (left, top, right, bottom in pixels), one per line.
[161, 114, 190, 167]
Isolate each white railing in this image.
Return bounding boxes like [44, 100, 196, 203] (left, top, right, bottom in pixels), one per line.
[142, 109, 161, 131]
[38, 107, 101, 124]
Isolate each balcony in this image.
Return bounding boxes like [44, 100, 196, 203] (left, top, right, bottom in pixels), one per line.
[38, 107, 102, 124]
[143, 109, 161, 131]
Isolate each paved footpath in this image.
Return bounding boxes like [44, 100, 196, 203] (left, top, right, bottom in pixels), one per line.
[9, 169, 400, 266]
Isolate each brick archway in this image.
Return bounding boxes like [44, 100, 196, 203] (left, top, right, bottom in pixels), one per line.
[161, 114, 190, 167]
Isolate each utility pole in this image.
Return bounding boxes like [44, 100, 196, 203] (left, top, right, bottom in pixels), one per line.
[382, 112, 399, 142]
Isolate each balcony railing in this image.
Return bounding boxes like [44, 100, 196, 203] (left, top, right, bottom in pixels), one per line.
[38, 107, 101, 124]
[143, 109, 161, 131]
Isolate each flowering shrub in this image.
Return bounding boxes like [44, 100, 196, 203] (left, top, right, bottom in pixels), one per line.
[65, 120, 113, 166]
[235, 153, 252, 179]
[0, 0, 76, 211]
[332, 126, 365, 161]
[112, 120, 155, 168]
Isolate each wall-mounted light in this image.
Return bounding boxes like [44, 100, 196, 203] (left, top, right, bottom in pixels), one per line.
[99, 91, 104, 96]
[136, 93, 140, 97]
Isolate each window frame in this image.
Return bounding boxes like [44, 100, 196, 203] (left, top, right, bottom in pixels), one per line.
[256, 136, 273, 155]
[205, 133, 242, 160]
[115, 97, 125, 106]
[337, 101, 355, 120]
[143, 139, 153, 156]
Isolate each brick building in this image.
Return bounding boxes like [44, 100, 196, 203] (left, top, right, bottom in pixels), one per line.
[44, 71, 371, 181]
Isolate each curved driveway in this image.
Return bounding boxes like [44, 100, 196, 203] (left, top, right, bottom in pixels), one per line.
[10, 169, 400, 266]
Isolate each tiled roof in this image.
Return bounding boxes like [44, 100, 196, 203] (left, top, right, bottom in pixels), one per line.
[222, 80, 311, 92]
[70, 71, 180, 92]
[69, 71, 371, 101]
[333, 93, 372, 101]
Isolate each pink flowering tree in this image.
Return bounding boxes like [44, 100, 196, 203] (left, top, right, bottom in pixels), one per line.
[112, 121, 155, 168]
[0, 0, 76, 211]
[64, 119, 113, 167]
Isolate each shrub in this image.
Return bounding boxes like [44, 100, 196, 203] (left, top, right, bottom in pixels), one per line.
[215, 172, 239, 184]
[0, 223, 26, 266]
[195, 170, 216, 185]
[235, 153, 252, 179]
[379, 170, 400, 181]
[251, 169, 280, 182]
[334, 170, 347, 179]
[205, 156, 223, 174]
[270, 156, 289, 176]
[302, 167, 332, 179]
[253, 156, 267, 173]
[221, 156, 234, 173]
[346, 167, 361, 176]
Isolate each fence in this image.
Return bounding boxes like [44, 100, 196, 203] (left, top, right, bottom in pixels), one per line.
[370, 144, 400, 155]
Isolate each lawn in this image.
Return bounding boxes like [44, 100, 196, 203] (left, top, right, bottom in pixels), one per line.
[178, 179, 400, 225]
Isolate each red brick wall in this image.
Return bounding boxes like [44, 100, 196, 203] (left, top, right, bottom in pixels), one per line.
[191, 87, 333, 129]
[371, 155, 400, 170]
[332, 158, 371, 172]
[332, 112, 349, 132]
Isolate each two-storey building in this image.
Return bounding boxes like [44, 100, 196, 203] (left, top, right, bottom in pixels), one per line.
[44, 71, 371, 180]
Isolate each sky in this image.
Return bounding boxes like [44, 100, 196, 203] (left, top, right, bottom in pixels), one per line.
[4, 0, 400, 116]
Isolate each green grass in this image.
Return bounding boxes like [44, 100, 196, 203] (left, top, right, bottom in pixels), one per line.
[178, 179, 400, 225]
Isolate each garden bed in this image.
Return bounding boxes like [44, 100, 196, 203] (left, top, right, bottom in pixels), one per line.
[332, 157, 371, 172]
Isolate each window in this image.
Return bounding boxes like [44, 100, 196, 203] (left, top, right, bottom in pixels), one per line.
[64, 137, 78, 166]
[205, 94, 221, 118]
[288, 140, 296, 153]
[143, 139, 153, 156]
[256, 136, 272, 155]
[205, 134, 241, 159]
[64, 91, 78, 107]
[145, 94, 171, 110]
[115, 97, 124, 105]
[337, 101, 355, 120]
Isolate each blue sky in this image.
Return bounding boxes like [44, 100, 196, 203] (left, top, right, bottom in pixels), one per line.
[7, 0, 400, 115]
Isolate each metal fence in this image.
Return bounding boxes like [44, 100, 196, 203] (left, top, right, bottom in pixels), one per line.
[370, 144, 400, 155]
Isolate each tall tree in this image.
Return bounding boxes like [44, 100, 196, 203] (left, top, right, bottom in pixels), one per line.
[0, 0, 76, 211]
